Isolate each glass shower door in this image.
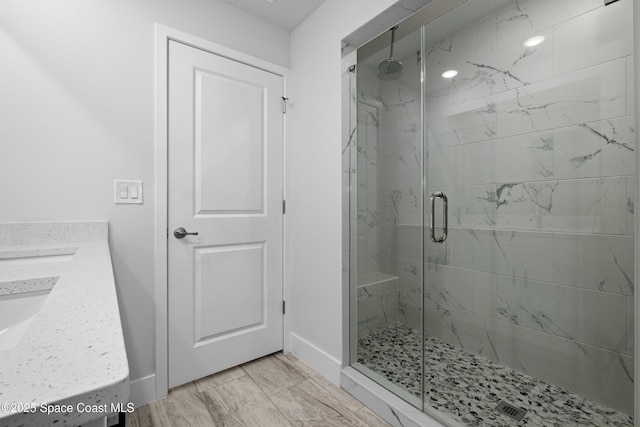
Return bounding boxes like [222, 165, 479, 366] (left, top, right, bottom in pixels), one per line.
[351, 27, 425, 408]
[422, 0, 634, 425]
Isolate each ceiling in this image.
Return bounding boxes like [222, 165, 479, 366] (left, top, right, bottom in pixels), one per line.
[219, 0, 326, 31]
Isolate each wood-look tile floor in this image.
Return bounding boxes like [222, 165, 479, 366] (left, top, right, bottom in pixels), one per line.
[127, 352, 391, 427]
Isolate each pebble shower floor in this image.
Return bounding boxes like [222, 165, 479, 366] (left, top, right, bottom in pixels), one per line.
[357, 323, 633, 426]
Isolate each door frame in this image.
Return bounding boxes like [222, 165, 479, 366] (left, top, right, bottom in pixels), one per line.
[154, 24, 290, 400]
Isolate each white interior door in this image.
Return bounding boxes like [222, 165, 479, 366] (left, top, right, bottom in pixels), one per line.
[168, 40, 284, 388]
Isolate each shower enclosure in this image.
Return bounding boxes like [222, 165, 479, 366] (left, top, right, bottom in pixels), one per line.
[348, 0, 635, 425]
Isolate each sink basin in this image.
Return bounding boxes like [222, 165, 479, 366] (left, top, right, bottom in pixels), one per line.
[0, 291, 51, 352]
[0, 277, 58, 352]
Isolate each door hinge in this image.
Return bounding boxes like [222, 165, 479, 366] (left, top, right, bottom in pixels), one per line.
[281, 96, 288, 114]
[166, 228, 168, 239]
[282, 300, 286, 315]
[282, 200, 286, 214]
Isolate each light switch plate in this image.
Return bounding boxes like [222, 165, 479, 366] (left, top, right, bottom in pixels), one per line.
[114, 180, 143, 204]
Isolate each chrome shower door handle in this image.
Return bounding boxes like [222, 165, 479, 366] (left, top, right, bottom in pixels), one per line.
[429, 191, 448, 243]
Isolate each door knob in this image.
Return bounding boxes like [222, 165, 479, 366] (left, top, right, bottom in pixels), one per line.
[173, 227, 199, 239]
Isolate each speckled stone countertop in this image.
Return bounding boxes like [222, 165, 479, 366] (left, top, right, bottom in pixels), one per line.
[0, 221, 129, 427]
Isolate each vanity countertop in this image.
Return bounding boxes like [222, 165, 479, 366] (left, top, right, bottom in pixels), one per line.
[0, 221, 129, 427]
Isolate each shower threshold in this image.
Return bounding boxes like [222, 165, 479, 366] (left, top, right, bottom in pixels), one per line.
[357, 323, 633, 426]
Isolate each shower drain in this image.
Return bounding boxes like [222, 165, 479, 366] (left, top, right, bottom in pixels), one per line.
[495, 400, 527, 422]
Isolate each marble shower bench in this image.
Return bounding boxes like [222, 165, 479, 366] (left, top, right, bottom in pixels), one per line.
[356, 272, 400, 338]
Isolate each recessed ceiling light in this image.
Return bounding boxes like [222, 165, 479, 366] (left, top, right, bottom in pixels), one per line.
[523, 35, 545, 47]
[441, 69, 458, 79]
[264, 0, 274, 3]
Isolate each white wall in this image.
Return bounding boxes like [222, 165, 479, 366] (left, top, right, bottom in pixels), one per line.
[287, 0, 397, 382]
[0, 0, 289, 403]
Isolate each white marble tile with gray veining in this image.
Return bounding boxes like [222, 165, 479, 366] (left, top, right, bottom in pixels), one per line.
[552, 0, 632, 76]
[553, 117, 635, 180]
[496, 58, 627, 138]
[495, 0, 602, 42]
[427, 96, 497, 147]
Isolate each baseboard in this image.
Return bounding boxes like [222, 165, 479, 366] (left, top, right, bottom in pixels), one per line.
[288, 332, 342, 384]
[129, 374, 157, 407]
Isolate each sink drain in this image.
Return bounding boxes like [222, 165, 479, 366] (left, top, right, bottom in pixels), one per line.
[495, 400, 527, 422]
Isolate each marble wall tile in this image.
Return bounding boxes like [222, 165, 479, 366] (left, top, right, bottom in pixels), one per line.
[492, 182, 542, 230]
[544, 177, 627, 234]
[378, 224, 396, 258]
[581, 234, 635, 295]
[551, 233, 634, 296]
[553, 117, 635, 180]
[445, 15, 501, 103]
[434, 184, 497, 229]
[357, 287, 401, 339]
[425, 265, 628, 354]
[471, 228, 553, 282]
[382, 188, 422, 226]
[357, 299, 398, 335]
[356, 225, 379, 277]
[447, 178, 631, 234]
[552, 1, 633, 76]
[496, 58, 627, 138]
[513, 278, 626, 352]
[456, 142, 491, 184]
[424, 302, 482, 355]
[387, 225, 422, 262]
[427, 226, 473, 268]
[463, 130, 555, 185]
[424, 263, 473, 312]
[451, 27, 553, 105]
[395, 257, 422, 306]
[627, 296, 634, 356]
[534, 177, 628, 235]
[495, 0, 602, 41]
[424, 85, 454, 114]
[627, 56, 635, 115]
[426, 145, 455, 188]
[377, 255, 397, 277]
[427, 96, 498, 147]
[627, 176, 635, 236]
[581, 289, 628, 352]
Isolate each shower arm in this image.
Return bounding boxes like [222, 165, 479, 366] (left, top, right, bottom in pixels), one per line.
[389, 26, 398, 59]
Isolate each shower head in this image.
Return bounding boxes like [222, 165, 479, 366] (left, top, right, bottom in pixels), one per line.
[378, 58, 404, 74]
[378, 26, 404, 75]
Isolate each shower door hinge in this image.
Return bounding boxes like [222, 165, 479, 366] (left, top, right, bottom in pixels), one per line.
[282, 300, 286, 314]
[282, 200, 286, 214]
[281, 96, 289, 114]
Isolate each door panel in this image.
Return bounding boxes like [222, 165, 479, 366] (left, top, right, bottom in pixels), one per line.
[193, 243, 266, 342]
[168, 40, 284, 388]
[195, 69, 266, 214]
